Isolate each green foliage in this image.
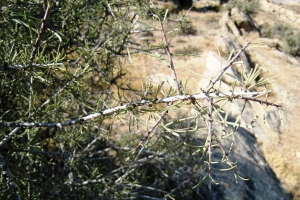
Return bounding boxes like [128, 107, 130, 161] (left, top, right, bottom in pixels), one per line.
[0, 1, 282, 199]
[283, 32, 300, 56]
[274, 23, 300, 56]
[259, 24, 274, 38]
[165, 13, 198, 36]
[226, 0, 259, 14]
[0, 0, 207, 199]
[0, 0, 158, 198]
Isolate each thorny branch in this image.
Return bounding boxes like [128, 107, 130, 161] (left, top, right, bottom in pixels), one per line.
[0, 91, 272, 128]
[159, 20, 182, 95]
[114, 107, 169, 184]
[1, 4, 283, 193]
[30, 0, 53, 64]
[204, 42, 250, 93]
[134, 108, 170, 151]
[115, 18, 183, 184]
[1, 1, 54, 149]
[242, 96, 282, 107]
[207, 98, 213, 180]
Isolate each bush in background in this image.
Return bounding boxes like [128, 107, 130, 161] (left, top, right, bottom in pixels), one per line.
[260, 22, 300, 57]
[226, 0, 259, 14]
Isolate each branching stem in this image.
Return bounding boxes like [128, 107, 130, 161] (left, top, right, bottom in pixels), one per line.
[0, 91, 270, 128]
[204, 42, 250, 93]
[207, 98, 213, 177]
[30, 0, 53, 64]
[159, 20, 182, 95]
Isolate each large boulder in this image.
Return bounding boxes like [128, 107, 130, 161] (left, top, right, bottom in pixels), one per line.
[230, 7, 258, 32]
[219, 11, 241, 37]
[198, 51, 237, 88]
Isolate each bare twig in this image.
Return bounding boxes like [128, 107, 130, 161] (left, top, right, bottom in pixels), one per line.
[0, 63, 64, 72]
[134, 108, 169, 151]
[207, 98, 213, 180]
[0, 91, 269, 128]
[242, 96, 282, 107]
[114, 153, 157, 184]
[74, 178, 106, 186]
[204, 42, 250, 93]
[114, 107, 169, 185]
[128, 18, 184, 170]
[124, 184, 168, 194]
[159, 20, 182, 95]
[30, 0, 53, 64]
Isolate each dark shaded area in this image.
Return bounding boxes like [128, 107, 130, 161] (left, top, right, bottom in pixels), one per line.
[178, 0, 193, 8]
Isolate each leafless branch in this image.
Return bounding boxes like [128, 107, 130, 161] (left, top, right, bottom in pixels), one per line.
[124, 184, 168, 194]
[30, 0, 53, 64]
[127, 18, 185, 167]
[242, 96, 282, 107]
[204, 42, 250, 93]
[159, 20, 182, 95]
[0, 91, 268, 128]
[207, 98, 213, 180]
[114, 107, 169, 185]
[114, 153, 157, 184]
[134, 108, 169, 151]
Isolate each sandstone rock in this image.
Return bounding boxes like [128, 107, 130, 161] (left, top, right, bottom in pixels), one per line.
[256, 38, 280, 49]
[219, 11, 241, 37]
[151, 0, 181, 11]
[230, 7, 257, 32]
[208, 125, 289, 200]
[200, 51, 237, 87]
[260, 0, 300, 31]
[265, 107, 282, 134]
[216, 32, 251, 74]
[193, 0, 220, 9]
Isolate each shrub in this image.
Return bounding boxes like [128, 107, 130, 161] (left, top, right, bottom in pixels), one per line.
[261, 22, 300, 56]
[273, 22, 294, 38]
[259, 24, 274, 38]
[166, 13, 198, 36]
[283, 32, 300, 56]
[0, 0, 282, 199]
[226, 0, 260, 14]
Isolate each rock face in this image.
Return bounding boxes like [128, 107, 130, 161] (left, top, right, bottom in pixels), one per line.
[130, 1, 300, 198]
[210, 126, 289, 200]
[230, 7, 257, 32]
[199, 43, 289, 198]
[218, 10, 252, 73]
[260, 0, 300, 30]
[197, 5, 300, 198]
